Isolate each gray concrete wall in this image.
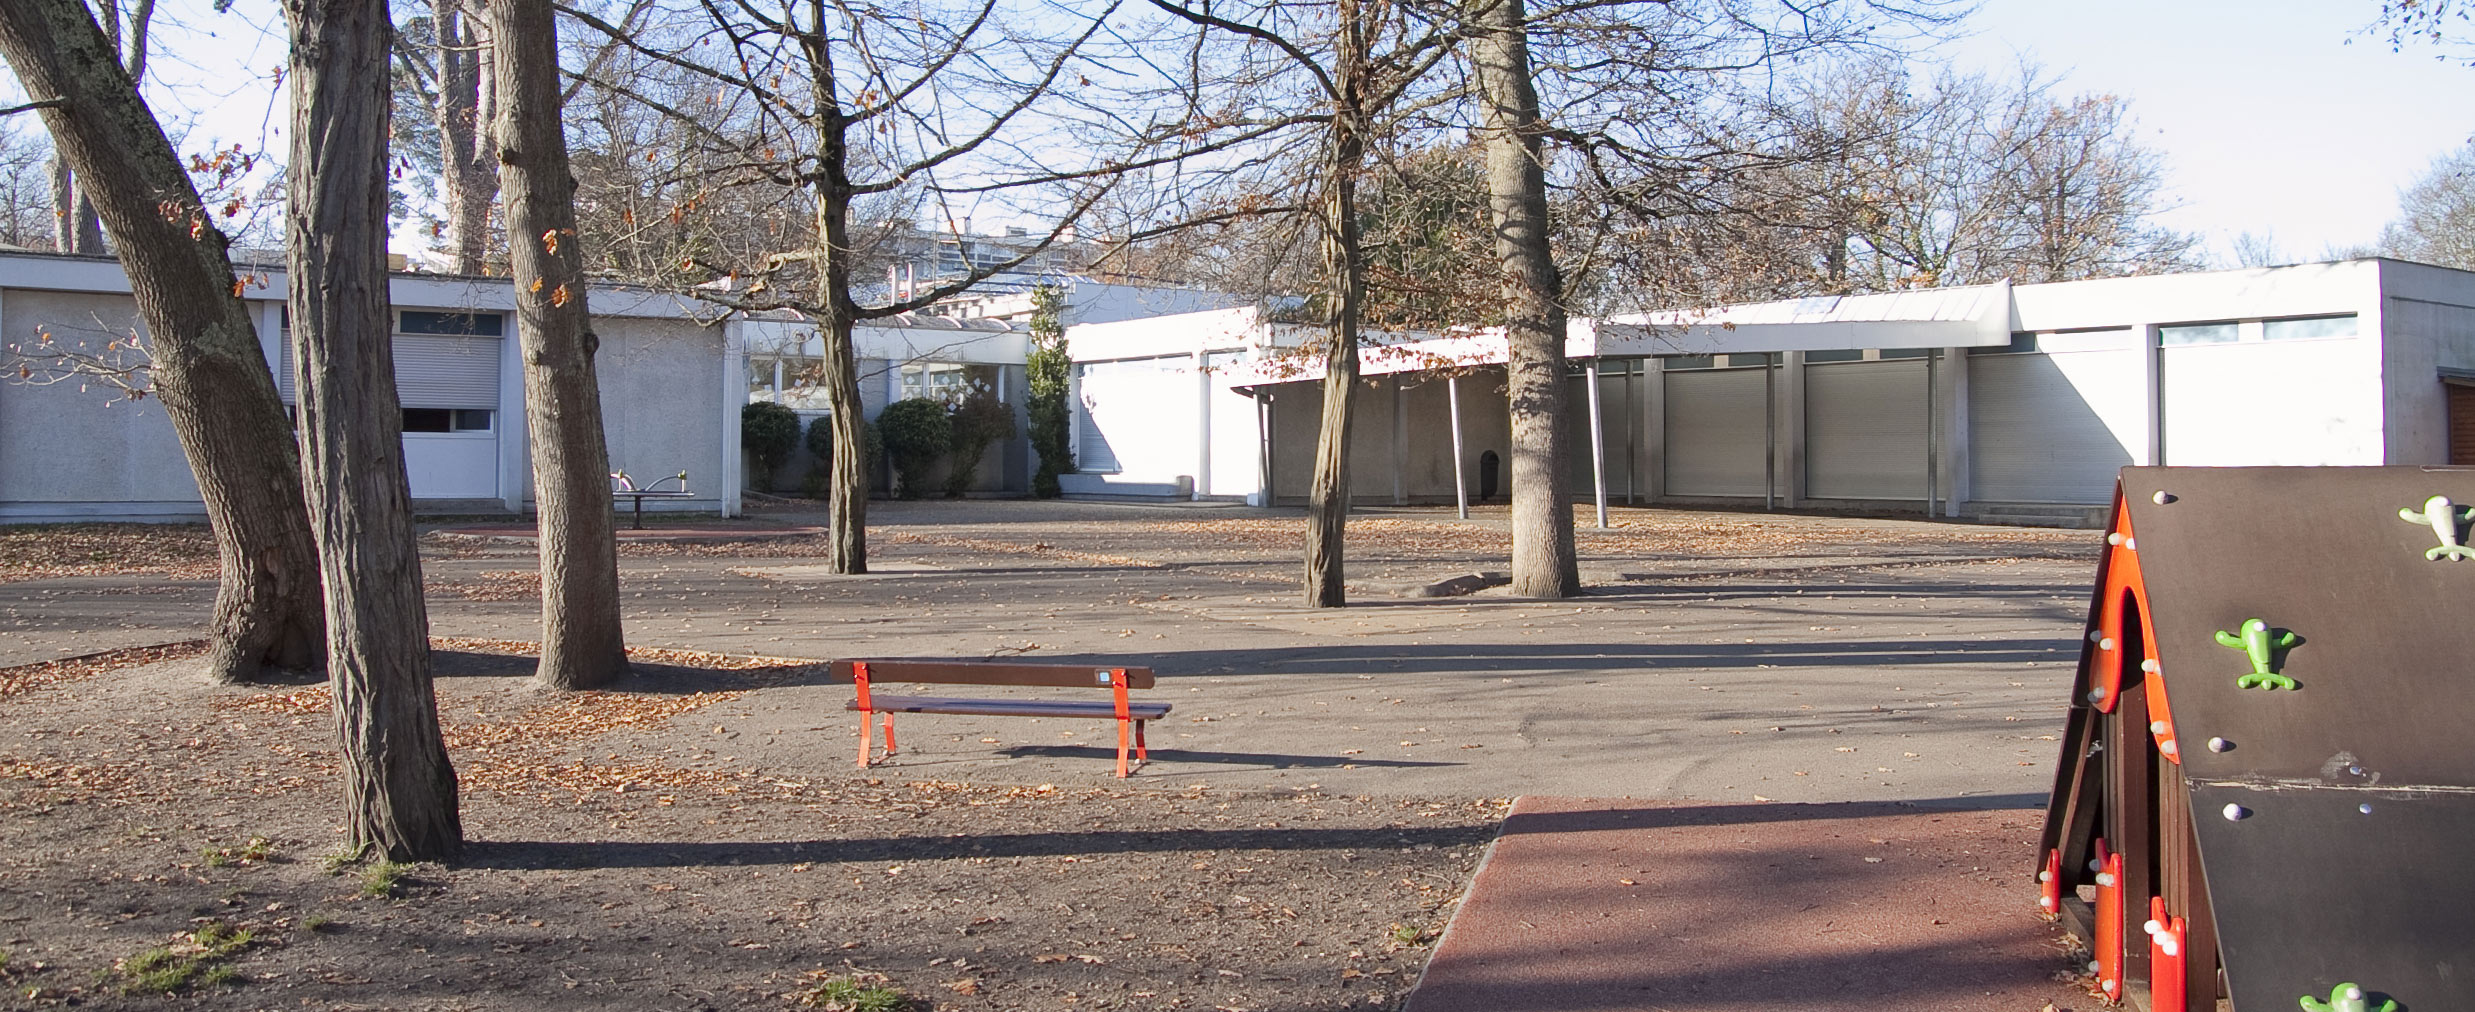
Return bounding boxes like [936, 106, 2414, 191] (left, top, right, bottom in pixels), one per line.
[2380, 259, 2475, 464]
[593, 316, 726, 509]
[0, 290, 207, 516]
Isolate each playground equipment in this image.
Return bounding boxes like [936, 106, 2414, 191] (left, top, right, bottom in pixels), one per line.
[2039, 466, 2475, 1012]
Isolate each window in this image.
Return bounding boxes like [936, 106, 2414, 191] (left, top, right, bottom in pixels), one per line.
[403, 408, 492, 433]
[1719, 353, 1773, 368]
[1877, 347, 1930, 360]
[748, 355, 831, 411]
[2159, 322, 2239, 346]
[1661, 355, 1714, 370]
[898, 362, 971, 402]
[1804, 349, 1863, 363]
[399, 310, 505, 337]
[2264, 314, 2357, 342]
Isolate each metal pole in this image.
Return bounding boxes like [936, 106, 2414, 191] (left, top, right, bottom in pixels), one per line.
[1587, 359, 1608, 529]
[1447, 375, 1468, 520]
[1624, 360, 1638, 504]
[1763, 353, 1777, 511]
[1391, 375, 1406, 506]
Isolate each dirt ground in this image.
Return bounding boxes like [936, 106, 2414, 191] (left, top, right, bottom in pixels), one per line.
[2, 646, 1496, 1011]
[0, 502, 2098, 1010]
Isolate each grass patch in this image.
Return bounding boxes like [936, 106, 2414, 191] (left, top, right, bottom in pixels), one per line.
[201, 836, 277, 869]
[298, 915, 333, 934]
[359, 861, 408, 899]
[321, 844, 367, 874]
[115, 920, 253, 994]
[794, 972, 915, 1011]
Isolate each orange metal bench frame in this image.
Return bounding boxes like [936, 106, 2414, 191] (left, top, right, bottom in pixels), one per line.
[832, 659, 1166, 777]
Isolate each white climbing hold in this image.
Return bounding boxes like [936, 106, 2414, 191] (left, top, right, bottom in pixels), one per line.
[2207, 737, 2231, 753]
[2088, 858, 2103, 873]
[2160, 740, 2179, 756]
[2360, 803, 2375, 815]
[2107, 533, 2124, 546]
[2223, 803, 2249, 821]
[2124, 537, 2136, 550]
[2099, 637, 2116, 651]
[2088, 630, 2104, 643]
[2039, 896, 2056, 910]
[2086, 688, 2107, 703]
[2142, 918, 2162, 936]
[2140, 659, 2160, 674]
[2094, 871, 2116, 887]
[2152, 491, 2174, 505]
[2148, 721, 2166, 734]
[2037, 870, 2052, 883]
[2088, 960, 2101, 973]
[2160, 937, 2180, 957]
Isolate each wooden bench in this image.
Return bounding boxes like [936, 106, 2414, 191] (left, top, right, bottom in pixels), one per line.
[827, 660, 1171, 777]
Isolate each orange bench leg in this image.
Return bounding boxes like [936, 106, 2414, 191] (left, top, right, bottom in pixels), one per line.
[1115, 717, 1131, 778]
[1135, 721, 1149, 765]
[881, 711, 898, 756]
[856, 708, 875, 767]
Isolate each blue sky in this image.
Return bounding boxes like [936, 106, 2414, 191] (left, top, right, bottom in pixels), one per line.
[1936, 0, 2475, 262]
[57, 0, 2475, 267]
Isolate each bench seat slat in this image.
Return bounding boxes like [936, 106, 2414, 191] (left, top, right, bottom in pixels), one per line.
[830, 659, 1156, 690]
[850, 694, 1171, 721]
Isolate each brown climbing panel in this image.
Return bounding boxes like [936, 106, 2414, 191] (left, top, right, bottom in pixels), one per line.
[2040, 466, 2475, 1012]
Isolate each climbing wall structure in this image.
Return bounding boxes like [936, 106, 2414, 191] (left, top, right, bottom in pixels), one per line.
[2039, 466, 2475, 1011]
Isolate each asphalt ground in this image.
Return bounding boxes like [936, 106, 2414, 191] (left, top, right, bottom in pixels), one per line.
[0, 499, 2098, 806]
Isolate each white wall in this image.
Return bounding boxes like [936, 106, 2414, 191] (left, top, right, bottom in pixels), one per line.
[0, 290, 205, 516]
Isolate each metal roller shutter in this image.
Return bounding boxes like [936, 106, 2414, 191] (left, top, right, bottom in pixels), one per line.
[2452, 384, 2475, 466]
[278, 333, 500, 408]
[1805, 360, 1928, 501]
[1663, 367, 1766, 496]
[1967, 350, 2138, 504]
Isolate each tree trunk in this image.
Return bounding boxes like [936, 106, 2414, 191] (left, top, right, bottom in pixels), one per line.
[1302, 0, 1367, 609]
[1471, 0, 1577, 598]
[808, 40, 869, 575]
[490, 0, 629, 690]
[284, 0, 462, 861]
[45, 155, 101, 253]
[0, 0, 326, 683]
[434, 0, 496, 274]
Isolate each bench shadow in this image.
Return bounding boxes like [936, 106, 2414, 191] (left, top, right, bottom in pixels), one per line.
[996, 744, 1461, 769]
[459, 823, 1499, 871]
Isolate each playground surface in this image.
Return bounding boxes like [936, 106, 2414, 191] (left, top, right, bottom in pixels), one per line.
[0, 501, 2103, 1009]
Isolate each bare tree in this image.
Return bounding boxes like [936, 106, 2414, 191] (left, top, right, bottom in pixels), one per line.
[0, 0, 326, 684]
[490, 0, 629, 690]
[0, 120, 56, 245]
[392, 0, 498, 273]
[284, 0, 461, 860]
[41, 0, 151, 253]
[2380, 141, 2475, 270]
[1467, 0, 1574, 597]
[1145, 0, 1464, 607]
[563, 0, 1180, 575]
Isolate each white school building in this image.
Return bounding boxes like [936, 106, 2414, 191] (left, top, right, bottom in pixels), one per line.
[1071, 259, 2475, 523]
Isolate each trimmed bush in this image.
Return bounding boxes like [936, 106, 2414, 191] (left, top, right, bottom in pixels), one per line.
[943, 385, 1015, 497]
[876, 397, 952, 499]
[741, 401, 801, 491]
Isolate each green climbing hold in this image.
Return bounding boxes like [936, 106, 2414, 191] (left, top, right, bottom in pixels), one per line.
[2300, 982, 2398, 1012]
[2214, 618, 2300, 691]
[2399, 495, 2475, 562]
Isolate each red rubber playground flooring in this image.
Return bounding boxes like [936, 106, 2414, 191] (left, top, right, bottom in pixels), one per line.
[1403, 797, 2096, 1012]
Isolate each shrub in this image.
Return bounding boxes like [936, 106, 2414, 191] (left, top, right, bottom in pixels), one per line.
[741, 401, 801, 491]
[1026, 285, 1074, 497]
[943, 385, 1015, 497]
[875, 398, 952, 499]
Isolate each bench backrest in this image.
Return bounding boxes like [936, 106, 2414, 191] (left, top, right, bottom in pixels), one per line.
[828, 659, 1156, 690]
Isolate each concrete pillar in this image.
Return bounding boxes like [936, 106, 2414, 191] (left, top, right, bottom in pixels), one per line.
[1935, 346, 1970, 518]
[2141, 324, 2164, 466]
[1777, 352, 1806, 508]
[719, 319, 745, 517]
[1195, 349, 1212, 499]
[1391, 374, 1406, 505]
[498, 313, 531, 514]
[1644, 357, 1667, 500]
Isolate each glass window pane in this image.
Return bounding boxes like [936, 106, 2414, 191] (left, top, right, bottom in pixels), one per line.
[1662, 355, 1713, 370]
[2263, 315, 2357, 341]
[1804, 349, 1863, 363]
[403, 408, 453, 432]
[2159, 323, 2239, 346]
[452, 409, 493, 431]
[399, 310, 505, 336]
[1877, 348, 1929, 360]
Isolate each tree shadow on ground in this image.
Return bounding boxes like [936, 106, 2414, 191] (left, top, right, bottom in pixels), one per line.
[458, 822, 1501, 870]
